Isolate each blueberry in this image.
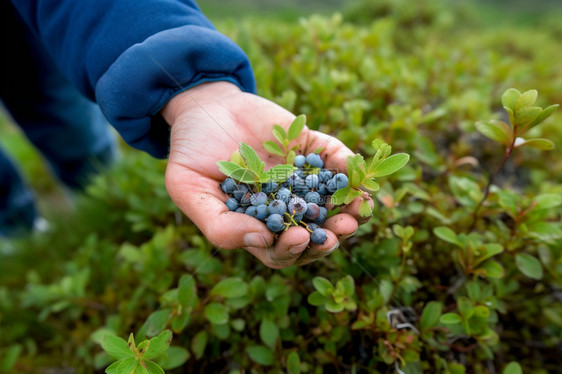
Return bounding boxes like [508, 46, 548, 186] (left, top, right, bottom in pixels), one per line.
[334, 173, 349, 190]
[306, 222, 320, 231]
[318, 169, 333, 183]
[268, 200, 287, 216]
[232, 184, 249, 201]
[305, 191, 322, 204]
[314, 207, 328, 225]
[221, 178, 237, 194]
[262, 182, 278, 194]
[266, 214, 286, 232]
[245, 206, 258, 218]
[287, 173, 302, 187]
[288, 197, 308, 215]
[292, 180, 309, 195]
[304, 203, 320, 220]
[256, 204, 269, 221]
[326, 178, 338, 193]
[305, 174, 319, 189]
[306, 153, 324, 168]
[276, 188, 292, 203]
[240, 192, 252, 206]
[235, 207, 246, 213]
[250, 192, 268, 206]
[310, 228, 327, 244]
[293, 213, 304, 222]
[294, 155, 306, 167]
[317, 183, 328, 195]
[225, 198, 239, 211]
[295, 169, 305, 179]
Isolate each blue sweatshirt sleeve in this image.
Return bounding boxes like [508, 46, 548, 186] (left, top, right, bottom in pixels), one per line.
[11, 0, 256, 158]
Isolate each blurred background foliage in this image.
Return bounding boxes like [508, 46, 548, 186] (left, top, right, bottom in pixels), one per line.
[1, 0, 561, 373]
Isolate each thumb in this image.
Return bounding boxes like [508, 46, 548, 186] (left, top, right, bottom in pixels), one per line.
[165, 163, 274, 250]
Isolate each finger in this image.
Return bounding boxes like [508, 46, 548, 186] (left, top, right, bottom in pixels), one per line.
[340, 194, 375, 224]
[323, 213, 358, 241]
[295, 229, 339, 266]
[166, 163, 274, 250]
[303, 130, 355, 173]
[245, 226, 311, 269]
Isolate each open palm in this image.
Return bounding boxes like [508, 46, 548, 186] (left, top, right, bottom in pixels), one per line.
[162, 82, 371, 268]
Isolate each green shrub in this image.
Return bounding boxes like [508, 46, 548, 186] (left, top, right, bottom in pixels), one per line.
[1, 3, 561, 373]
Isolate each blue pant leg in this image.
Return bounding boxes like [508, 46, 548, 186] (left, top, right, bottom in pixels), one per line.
[0, 147, 37, 236]
[0, 1, 116, 190]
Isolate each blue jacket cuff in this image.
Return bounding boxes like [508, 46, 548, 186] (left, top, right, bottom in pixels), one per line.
[95, 25, 255, 159]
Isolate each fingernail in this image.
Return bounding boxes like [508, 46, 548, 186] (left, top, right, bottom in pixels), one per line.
[289, 241, 309, 255]
[244, 233, 267, 248]
[326, 242, 340, 253]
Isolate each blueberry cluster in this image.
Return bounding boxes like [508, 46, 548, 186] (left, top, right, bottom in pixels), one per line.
[221, 153, 349, 245]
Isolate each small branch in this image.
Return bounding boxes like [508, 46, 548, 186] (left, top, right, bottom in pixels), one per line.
[469, 135, 517, 231]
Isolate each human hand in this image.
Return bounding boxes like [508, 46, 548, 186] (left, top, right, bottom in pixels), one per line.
[161, 81, 373, 269]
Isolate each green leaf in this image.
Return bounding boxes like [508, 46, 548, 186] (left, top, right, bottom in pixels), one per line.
[514, 89, 538, 111]
[102, 335, 134, 360]
[515, 253, 543, 280]
[216, 161, 245, 178]
[246, 345, 274, 366]
[330, 187, 351, 205]
[466, 281, 480, 301]
[145, 309, 172, 337]
[286, 149, 296, 165]
[143, 360, 165, 374]
[502, 362, 522, 374]
[157, 346, 190, 370]
[308, 291, 328, 306]
[288, 114, 306, 140]
[528, 103, 559, 128]
[325, 300, 345, 313]
[358, 200, 372, 217]
[361, 178, 380, 192]
[419, 301, 443, 331]
[371, 153, 410, 177]
[312, 277, 334, 296]
[534, 194, 562, 210]
[210, 278, 248, 299]
[474, 305, 490, 318]
[262, 164, 296, 183]
[0, 345, 22, 371]
[116, 357, 138, 374]
[440, 313, 462, 324]
[204, 303, 229, 325]
[191, 331, 208, 360]
[515, 106, 541, 126]
[273, 124, 287, 144]
[263, 141, 284, 156]
[216, 161, 257, 183]
[178, 275, 195, 307]
[514, 137, 554, 150]
[338, 275, 355, 297]
[344, 189, 363, 205]
[457, 297, 474, 319]
[287, 351, 301, 374]
[229, 150, 245, 167]
[105, 360, 121, 374]
[259, 319, 279, 349]
[476, 243, 504, 264]
[433, 227, 462, 247]
[239, 142, 265, 175]
[477, 260, 505, 279]
[475, 120, 513, 147]
[501, 88, 521, 110]
[144, 330, 172, 360]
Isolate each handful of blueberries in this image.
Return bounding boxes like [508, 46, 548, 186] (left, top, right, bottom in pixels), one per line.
[221, 153, 349, 245]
